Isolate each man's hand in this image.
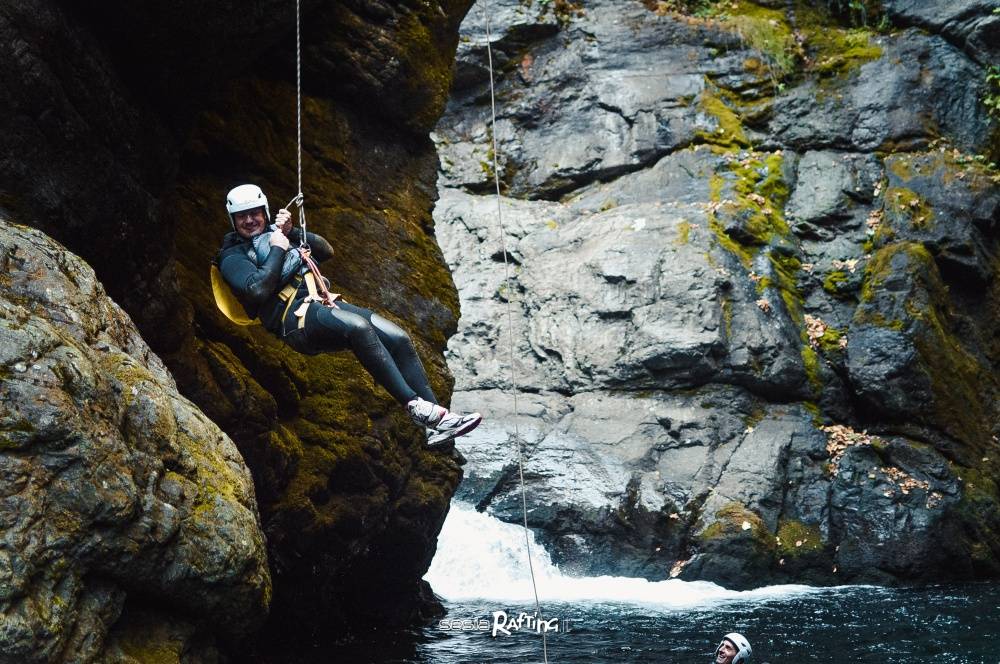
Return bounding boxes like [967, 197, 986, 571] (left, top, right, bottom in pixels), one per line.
[275, 208, 293, 234]
[269, 228, 290, 250]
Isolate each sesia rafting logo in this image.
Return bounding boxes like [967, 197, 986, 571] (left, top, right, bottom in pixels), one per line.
[438, 611, 572, 637]
[491, 610, 571, 637]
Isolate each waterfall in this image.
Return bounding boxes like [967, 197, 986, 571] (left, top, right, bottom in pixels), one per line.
[425, 502, 832, 607]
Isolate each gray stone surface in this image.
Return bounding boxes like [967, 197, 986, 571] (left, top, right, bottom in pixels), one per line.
[437, 1, 755, 198]
[883, 0, 1000, 65]
[0, 221, 270, 662]
[436, 0, 1000, 588]
[767, 31, 990, 154]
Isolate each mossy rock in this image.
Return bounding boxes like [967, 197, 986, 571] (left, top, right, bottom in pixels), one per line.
[699, 502, 774, 553]
[853, 242, 993, 452]
[776, 519, 824, 558]
[162, 55, 464, 646]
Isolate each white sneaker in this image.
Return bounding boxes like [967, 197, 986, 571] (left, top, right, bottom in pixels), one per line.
[407, 397, 447, 428]
[427, 410, 483, 446]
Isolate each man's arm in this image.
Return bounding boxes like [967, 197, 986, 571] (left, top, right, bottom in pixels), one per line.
[219, 245, 288, 309]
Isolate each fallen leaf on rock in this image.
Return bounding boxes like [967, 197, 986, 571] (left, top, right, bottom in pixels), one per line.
[832, 258, 859, 273]
[804, 314, 827, 349]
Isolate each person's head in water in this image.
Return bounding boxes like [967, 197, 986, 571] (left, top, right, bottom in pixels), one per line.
[226, 184, 271, 239]
[714, 633, 752, 664]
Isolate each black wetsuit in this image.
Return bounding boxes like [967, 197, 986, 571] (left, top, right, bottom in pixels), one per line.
[216, 229, 437, 406]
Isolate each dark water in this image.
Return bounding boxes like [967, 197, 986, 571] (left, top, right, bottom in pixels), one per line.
[323, 584, 1000, 663]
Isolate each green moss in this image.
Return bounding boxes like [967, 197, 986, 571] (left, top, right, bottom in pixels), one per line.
[801, 346, 822, 393]
[862, 220, 896, 253]
[817, 326, 845, 353]
[858, 242, 922, 302]
[675, 219, 691, 245]
[729, 152, 791, 242]
[709, 216, 753, 267]
[721, 294, 734, 340]
[949, 462, 1000, 571]
[699, 502, 772, 552]
[705, 150, 825, 395]
[776, 519, 824, 557]
[910, 299, 988, 451]
[722, 5, 799, 79]
[859, 242, 989, 449]
[706, 153, 792, 266]
[803, 400, 823, 426]
[954, 464, 999, 509]
[392, 8, 463, 130]
[822, 270, 849, 296]
[796, 5, 883, 81]
[696, 89, 750, 148]
[758, 153, 790, 205]
[888, 157, 915, 181]
[885, 187, 934, 229]
[117, 634, 184, 664]
[813, 36, 882, 78]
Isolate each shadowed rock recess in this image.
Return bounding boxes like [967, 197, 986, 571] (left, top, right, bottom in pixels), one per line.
[1, 0, 472, 660]
[437, 0, 1000, 588]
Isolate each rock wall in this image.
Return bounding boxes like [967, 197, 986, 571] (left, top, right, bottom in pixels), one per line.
[0, 0, 473, 658]
[436, 0, 1000, 587]
[0, 221, 269, 662]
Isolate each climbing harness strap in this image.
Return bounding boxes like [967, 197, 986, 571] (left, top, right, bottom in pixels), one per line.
[277, 274, 303, 329]
[480, 2, 548, 662]
[300, 252, 339, 306]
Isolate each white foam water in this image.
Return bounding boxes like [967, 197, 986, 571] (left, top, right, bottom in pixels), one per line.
[425, 502, 834, 608]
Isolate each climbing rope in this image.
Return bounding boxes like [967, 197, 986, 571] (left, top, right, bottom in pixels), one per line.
[293, 0, 308, 250]
[480, 2, 549, 662]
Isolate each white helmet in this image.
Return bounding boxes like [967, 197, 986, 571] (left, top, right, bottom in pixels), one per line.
[225, 184, 270, 228]
[715, 633, 752, 664]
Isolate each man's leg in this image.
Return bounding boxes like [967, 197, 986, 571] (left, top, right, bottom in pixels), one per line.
[330, 302, 439, 403]
[300, 303, 418, 405]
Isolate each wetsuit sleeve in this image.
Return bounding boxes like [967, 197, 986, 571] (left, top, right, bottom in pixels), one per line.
[219, 245, 288, 310]
[287, 229, 334, 263]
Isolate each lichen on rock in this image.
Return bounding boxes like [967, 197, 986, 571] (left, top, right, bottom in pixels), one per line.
[436, 0, 1000, 590]
[0, 221, 270, 661]
[0, 0, 475, 657]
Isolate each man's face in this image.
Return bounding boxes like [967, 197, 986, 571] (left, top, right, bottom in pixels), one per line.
[716, 640, 737, 664]
[233, 207, 267, 239]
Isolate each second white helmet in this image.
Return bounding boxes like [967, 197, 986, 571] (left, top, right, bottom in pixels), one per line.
[716, 633, 752, 664]
[225, 184, 270, 227]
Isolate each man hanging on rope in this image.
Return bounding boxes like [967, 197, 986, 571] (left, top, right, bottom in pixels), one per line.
[215, 183, 482, 447]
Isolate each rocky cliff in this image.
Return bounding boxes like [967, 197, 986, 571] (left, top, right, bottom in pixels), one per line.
[436, 0, 1000, 587]
[0, 221, 269, 661]
[1, 0, 471, 659]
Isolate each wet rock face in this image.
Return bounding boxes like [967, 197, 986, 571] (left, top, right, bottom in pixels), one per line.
[437, 0, 1000, 587]
[0, 0, 472, 657]
[881, 0, 1000, 66]
[0, 221, 269, 661]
